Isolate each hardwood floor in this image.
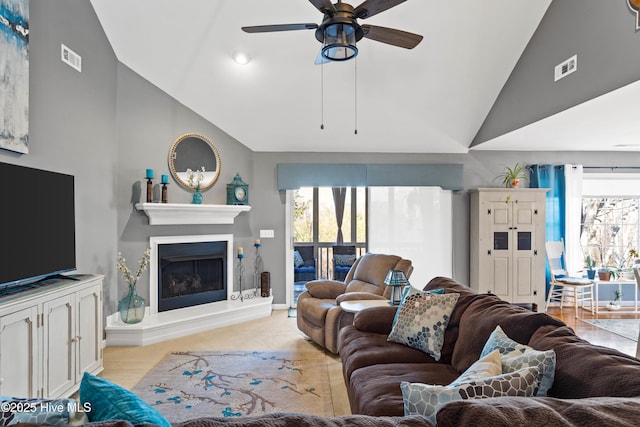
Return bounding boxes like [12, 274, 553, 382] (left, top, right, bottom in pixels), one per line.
[547, 305, 639, 358]
[102, 306, 639, 417]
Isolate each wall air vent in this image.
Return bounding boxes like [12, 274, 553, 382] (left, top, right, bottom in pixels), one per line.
[554, 55, 576, 82]
[61, 44, 82, 72]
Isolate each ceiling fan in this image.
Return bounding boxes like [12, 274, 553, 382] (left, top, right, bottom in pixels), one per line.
[241, 0, 423, 63]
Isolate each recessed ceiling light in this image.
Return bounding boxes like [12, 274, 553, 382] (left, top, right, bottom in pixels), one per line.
[233, 52, 250, 65]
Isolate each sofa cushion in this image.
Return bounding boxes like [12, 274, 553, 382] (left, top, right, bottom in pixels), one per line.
[339, 326, 439, 380]
[348, 363, 461, 416]
[529, 324, 640, 398]
[388, 291, 459, 361]
[436, 396, 640, 427]
[450, 295, 565, 373]
[481, 325, 556, 396]
[174, 413, 437, 427]
[293, 250, 304, 268]
[401, 366, 540, 423]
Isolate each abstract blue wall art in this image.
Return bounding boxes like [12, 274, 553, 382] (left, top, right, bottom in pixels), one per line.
[0, 0, 29, 154]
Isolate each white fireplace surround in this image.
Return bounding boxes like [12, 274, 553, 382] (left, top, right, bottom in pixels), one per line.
[105, 234, 273, 346]
[149, 234, 234, 315]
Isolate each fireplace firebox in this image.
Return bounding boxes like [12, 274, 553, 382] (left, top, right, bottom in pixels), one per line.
[157, 241, 227, 312]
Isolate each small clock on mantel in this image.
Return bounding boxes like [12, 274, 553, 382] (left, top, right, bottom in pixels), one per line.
[226, 173, 249, 205]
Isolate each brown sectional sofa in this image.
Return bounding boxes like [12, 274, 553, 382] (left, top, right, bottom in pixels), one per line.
[338, 276, 640, 425]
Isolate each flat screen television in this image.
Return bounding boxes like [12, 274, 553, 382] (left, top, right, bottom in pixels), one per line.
[0, 162, 76, 290]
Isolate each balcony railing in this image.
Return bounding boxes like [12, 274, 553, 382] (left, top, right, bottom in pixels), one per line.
[294, 243, 366, 281]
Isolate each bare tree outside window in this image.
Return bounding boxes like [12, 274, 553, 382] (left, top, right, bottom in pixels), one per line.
[580, 197, 640, 272]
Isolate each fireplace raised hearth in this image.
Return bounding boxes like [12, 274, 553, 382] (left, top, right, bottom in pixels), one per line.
[105, 234, 272, 346]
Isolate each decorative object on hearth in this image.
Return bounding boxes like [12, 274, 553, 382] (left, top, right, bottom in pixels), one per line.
[254, 239, 263, 296]
[186, 167, 205, 204]
[168, 133, 221, 191]
[226, 173, 249, 205]
[241, 0, 423, 63]
[495, 163, 529, 188]
[384, 269, 409, 305]
[145, 169, 154, 202]
[231, 247, 255, 302]
[116, 247, 151, 324]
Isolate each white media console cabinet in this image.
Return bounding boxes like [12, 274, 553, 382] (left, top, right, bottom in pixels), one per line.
[0, 274, 103, 398]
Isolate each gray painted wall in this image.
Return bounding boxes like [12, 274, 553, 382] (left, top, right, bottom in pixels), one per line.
[0, 0, 119, 306]
[114, 64, 255, 304]
[4, 1, 639, 317]
[473, 0, 640, 146]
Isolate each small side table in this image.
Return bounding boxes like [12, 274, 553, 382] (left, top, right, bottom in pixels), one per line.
[339, 299, 390, 313]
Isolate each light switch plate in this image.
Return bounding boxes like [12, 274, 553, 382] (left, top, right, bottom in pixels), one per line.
[260, 229, 275, 238]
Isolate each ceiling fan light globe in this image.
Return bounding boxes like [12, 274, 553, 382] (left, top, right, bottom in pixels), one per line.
[322, 43, 358, 61]
[321, 22, 358, 61]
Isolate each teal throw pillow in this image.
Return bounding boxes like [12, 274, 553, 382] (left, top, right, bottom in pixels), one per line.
[480, 325, 556, 396]
[401, 365, 541, 424]
[79, 372, 171, 427]
[293, 251, 304, 268]
[387, 288, 459, 361]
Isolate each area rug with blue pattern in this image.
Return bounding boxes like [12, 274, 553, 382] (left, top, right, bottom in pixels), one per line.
[581, 319, 639, 342]
[131, 351, 333, 422]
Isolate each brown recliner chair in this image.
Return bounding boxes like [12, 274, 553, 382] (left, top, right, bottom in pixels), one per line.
[296, 253, 413, 354]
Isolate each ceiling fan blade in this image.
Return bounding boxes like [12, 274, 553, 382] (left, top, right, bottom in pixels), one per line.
[242, 23, 318, 33]
[362, 24, 423, 49]
[354, 0, 407, 19]
[314, 50, 330, 65]
[308, 0, 336, 15]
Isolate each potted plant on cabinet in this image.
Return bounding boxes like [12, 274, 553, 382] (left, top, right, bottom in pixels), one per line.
[495, 163, 529, 188]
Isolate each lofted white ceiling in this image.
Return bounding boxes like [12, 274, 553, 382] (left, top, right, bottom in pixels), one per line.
[90, 0, 555, 153]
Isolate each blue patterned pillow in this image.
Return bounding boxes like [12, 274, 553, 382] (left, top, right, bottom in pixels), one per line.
[480, 325, 556, 396]
[449, 350, 502, 386]
[79, 372, 171, 427]
[0, 396, 77, 426]
[293, 250, 304, 268]
[401, 366, 541, 423]
[334, 254, 356, 267]
[387, 288, 459, 361]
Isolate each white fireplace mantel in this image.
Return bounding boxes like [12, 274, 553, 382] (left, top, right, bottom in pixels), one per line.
[135, 203, 251, 225]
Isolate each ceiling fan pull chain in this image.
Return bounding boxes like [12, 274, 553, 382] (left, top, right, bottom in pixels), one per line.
[321, 61, 325, 130]
[354, 57, 358, 135]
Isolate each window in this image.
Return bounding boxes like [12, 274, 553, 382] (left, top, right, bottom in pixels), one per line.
[293, 187, 367, 280]
[581, 173, 640, 270]
[581, 197, 639, 269]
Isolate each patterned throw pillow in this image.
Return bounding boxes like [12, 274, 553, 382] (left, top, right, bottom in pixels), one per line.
[480, 325, 556, 396]
[334, 254, 356, 267]
[449, 349, 502, 386]
[401, 366, 541, 423]
[293, 250, 304, 268]
[0, 396, 77, 426]
[387, 288, 459, 361]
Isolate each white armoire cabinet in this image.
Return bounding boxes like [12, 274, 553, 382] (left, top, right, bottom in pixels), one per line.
[0, 274, 103, 398]
[470, 189, 547, 310]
